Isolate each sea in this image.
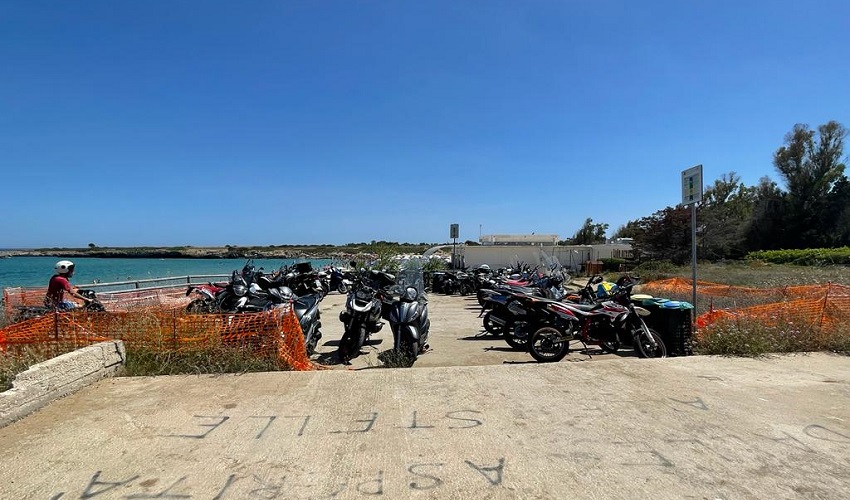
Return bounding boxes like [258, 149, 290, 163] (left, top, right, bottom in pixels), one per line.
[0, 256, 334, 291]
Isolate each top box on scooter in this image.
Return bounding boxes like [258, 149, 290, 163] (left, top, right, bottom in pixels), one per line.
[295, 262, 313, 274]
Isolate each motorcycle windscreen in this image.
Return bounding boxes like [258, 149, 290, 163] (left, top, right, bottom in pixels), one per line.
[395, 258, 426, 296]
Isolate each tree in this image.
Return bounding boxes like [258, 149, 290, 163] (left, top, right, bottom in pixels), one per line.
[88, 243, 97, 249]
[699, 172, 756, 259]
[743, 176, 786, 251]
[629, 207, 692, 264]
[570, 218, 609, 245]
[772, 121, 847, 248]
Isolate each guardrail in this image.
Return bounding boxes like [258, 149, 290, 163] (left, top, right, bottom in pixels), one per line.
[79, 275, 231, 295]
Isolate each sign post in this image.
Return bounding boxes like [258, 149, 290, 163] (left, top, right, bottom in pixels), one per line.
[681, 165, 703, 319]
[450, 224, 459, 269]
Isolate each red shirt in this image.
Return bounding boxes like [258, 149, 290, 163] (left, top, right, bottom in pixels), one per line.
[46, 274, 72, 305]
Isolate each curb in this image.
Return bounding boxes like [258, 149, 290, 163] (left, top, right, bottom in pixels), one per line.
[0, 340, 126, 428]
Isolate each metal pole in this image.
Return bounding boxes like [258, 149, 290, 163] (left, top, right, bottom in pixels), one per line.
[452, 238, 457, 269]
[691, 202, 698, 320]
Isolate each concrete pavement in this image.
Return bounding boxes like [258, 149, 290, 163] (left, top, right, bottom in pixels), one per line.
[1, 353, 849, 499]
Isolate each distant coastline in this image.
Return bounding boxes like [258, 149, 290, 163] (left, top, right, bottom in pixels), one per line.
[0, 243, 435, 260]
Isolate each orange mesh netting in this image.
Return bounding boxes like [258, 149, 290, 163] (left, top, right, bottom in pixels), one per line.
[0, 302, 321, 371]
[3, 286, 194, 315]
[641, 278, 850, 331]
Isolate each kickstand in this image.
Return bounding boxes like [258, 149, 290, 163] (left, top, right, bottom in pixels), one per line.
[578, 340, 592, 359]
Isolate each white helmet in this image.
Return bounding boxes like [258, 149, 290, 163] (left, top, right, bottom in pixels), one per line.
[54, 260, 75, 275]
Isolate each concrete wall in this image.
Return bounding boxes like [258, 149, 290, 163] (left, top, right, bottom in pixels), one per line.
[462, 244, 634, 272]
[0, 340, 126, 428]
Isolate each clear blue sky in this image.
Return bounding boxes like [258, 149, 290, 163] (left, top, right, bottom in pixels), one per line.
[2, 1, 848, 248]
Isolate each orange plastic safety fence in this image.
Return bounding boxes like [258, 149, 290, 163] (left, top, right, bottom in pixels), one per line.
[641, 279, 850, 333]
[3, 287, 194, 317]
[0, 306, 321, 371]
[642, 278, 850, 301]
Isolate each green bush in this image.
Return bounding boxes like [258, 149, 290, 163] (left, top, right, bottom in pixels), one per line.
[746, 247, 850, 266]
[631, 260, 682, 282]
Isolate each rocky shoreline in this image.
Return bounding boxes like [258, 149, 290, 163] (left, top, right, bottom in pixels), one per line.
[0, 247, 336, 260]
[0, 244, 433, 260]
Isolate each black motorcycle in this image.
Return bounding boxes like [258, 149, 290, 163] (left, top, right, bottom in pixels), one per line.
[481, 289, 557, 350]
[13, 289, 106, 323]
[337, 270, 395, 363]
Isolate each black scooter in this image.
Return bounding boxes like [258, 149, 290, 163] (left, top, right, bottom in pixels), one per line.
[337, 270, 395, 363]
[291, 289, 323, 356]
[382, 263, 431, 366]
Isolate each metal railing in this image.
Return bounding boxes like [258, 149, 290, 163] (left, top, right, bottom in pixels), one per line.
[78, 274, 231, 295]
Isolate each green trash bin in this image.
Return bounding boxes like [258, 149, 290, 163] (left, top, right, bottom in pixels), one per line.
[635, 296, 694, 357]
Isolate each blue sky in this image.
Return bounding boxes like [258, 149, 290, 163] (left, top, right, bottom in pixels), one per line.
[2, 1, 848, 248]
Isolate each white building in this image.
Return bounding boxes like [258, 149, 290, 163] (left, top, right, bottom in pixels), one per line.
[479, 234, 560, 246]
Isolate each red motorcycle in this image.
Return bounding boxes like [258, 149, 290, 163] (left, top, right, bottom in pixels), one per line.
[527, 277, 667, 362]
[185, 282, 226, 313]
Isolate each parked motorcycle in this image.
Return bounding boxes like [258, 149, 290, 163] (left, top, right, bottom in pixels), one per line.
[185, 282, 227, 313]
[327, 266, 354, 294]
[527, 276, 667, 362]
[12, 289, 106, 323]
[477, 271, 567, 343]
[563, 274, 618, 304]
[337, 270, 395, 363]
[481, 289, 559, 349]
[382, 259, 431, 366]
[289, 287, 323, 356]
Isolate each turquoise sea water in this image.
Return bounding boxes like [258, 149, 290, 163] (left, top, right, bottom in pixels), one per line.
[0, 256, 333, 290]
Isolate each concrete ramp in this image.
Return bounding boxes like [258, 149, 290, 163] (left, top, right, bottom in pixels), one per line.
[0, 354, 848, 499]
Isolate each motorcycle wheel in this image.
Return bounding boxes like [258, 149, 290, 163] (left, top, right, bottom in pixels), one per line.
[635, 328, 667, 358]
[85, 302, 106, 313]
[338, 325, 367, 362]
[459, 283, 471, 296]
[529, 326, 570, 363]
[503, 322, 529, 350]
[186, 299, 210, 313]
[600, 339, 620, 353]
[338, 283, 349, 294]
[482, 311, 503, 336]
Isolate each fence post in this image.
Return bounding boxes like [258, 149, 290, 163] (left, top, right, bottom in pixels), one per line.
[819, 282, 831, 331]
[172, 310, 178, 351]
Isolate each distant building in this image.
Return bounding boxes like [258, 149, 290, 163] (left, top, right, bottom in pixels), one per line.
[480, 234, 559, 246]
[460, 233, 634, 271]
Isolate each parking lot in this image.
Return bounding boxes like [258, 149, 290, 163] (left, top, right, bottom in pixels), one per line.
[310, 291, 619, 369]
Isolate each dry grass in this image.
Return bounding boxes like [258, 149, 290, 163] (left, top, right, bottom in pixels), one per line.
[694, 311, 850, 357]
[628, 262, 850, 357]
[121, 345, 289, 376]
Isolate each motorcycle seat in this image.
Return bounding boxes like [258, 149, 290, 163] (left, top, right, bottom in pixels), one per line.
[564, 302, 604, 313]
[294, 294, 319, 315]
